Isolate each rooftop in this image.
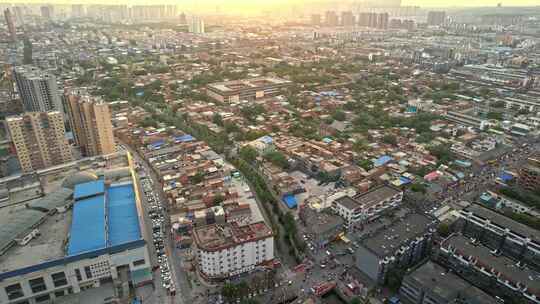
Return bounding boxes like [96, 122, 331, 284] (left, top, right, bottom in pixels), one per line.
[353, 185, 401, 209]
[443, 234, 540, 293]
[207, 77, 291, 93]
[362, 212, 434, 258]
[68, 181, 142, 256]
[0, 210, 69, 273]
[0, 188, 72, 254]
[193, 221, 272, 252]
[73, 179, 105, 200]
[335, 195, 359, 211]
[301, 207, 344, 235]
[463, 204, 540, 243]
[404, 261, 495, 304]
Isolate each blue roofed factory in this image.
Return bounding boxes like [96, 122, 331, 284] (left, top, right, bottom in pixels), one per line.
[0, 152, 152, 304]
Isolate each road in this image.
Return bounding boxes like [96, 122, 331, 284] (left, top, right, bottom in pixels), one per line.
[408, 138, 540, 215]
[121, 142, 192, 304]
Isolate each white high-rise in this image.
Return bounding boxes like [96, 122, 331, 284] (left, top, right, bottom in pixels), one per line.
[189, 16, 205, 34]
[13, 66, 63, 113]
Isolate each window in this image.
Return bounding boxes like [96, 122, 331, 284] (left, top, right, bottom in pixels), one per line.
[84, 266, 92, 279]
[29, 277, 47, 293]
[35, 294, 50, 303]
[51, 272, 67, 287]
[54, 290, 65, 298]
[75, 269, 82, 281]
[5, 283, 24, 300]
[133, 259, 146, 266]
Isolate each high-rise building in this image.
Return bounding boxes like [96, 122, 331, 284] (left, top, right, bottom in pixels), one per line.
[311, 14, 321, 26]
[427, 11, 446, 26]
[341, 11, 355, 26]
[377, 12, 389, 29]
[368, 12, 378, 28]
[65, 91, 115, 157]
[325, 11, 339, 26]
[4, 8, 16, 42]
[364, 0, 401, 8]
[71, 4, 85, 18]
[6, 112, 72, 173]
[179, 12, 187, 24]
[13, 66, 63, 113]
[189, 16, 205, 34]
[358, 12, 370, 26]
[40, 5, 53, 19]
[13, 6, 24, 26]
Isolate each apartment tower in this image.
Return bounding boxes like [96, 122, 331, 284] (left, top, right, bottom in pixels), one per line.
[13, 66, 63, 113]
[66, 92, 115, 157]
[6, 112, 72, 173]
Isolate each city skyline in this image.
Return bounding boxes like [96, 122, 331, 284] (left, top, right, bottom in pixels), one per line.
[0, 0, 539, 8]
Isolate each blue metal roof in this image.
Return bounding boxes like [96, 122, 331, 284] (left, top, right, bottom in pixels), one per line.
[67, 195, 106, 255]
[374, 155, 393, 167]
[282, 194, 297, 209]
[149, 140, 165, 149]
[73, 179, 105, 200]
[500, 172, 514, 182]
[259, 135, 273, 144]
[107, 184, 141, 246]
[399, 176, 412, 185]
[175, 134, 195, 143]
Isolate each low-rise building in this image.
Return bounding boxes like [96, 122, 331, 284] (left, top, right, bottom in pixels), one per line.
[455, 203, 540, 271]
[355, 212, 435, 284]
[193, 221, 274, 280]
[519, 156, 540, 192]
[332, 185, 403, 228]
[298, 206, 344, 248]
[400, 261, 496, 304]
[206, 77, 292, 103]
[437, 234, 540, 303]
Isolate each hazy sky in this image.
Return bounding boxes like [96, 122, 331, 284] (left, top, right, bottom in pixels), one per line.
[0, 0, 538, 7]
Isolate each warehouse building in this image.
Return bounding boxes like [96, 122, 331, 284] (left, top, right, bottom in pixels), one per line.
[206, 77, 292, 103]
[0, 161, 152, 303]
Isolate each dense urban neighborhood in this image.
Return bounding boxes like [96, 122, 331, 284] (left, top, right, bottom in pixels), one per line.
[0, 1, 540, 304]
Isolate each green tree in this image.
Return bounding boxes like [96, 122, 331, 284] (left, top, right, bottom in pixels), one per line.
[349, 298, 362, 304]
[332, 110, 346, 121]
[487, 112, 503, 120]
[353, 139, 368, 153]
[264, 151, 289, 169]
[382, 134, 397, 146]
[23, 37, 33, 64]
[239, 146, 258, 163]
[222, 283, 239, 302]
[411, 183, 427, 194]
[357, 159, 373, 171]
[212, 112, 223, 126]
[190, 171, 205, 184]
[437, 222, 451, 238]
[212, 194, 225, 205]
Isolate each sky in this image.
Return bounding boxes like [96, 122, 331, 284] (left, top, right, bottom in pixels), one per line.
[0, 0, 538, 7]
[403, 0, 539, 6]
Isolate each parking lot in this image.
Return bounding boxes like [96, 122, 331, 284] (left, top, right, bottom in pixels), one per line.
[140, 176, 177, 296]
